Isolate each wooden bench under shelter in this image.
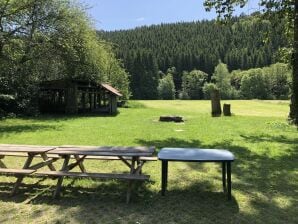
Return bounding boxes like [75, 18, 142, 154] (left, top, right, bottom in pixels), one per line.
[0, 144, 156, 203]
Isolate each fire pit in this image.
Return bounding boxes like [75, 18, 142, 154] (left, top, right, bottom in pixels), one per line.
[159, 116, 184, 123]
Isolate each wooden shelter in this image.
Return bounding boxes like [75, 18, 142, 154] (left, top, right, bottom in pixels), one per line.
[39, 80, 122, 114]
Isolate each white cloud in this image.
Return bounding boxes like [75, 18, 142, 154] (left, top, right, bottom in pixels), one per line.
[136, 17, 145, 22]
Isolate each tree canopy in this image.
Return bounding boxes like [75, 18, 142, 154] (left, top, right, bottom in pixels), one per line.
[0, 0, 130, 115]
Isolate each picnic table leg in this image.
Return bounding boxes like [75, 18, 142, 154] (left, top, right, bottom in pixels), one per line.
[126, 156, 136, 204]
[222, 162, 226, 193]
[227, 162, 232, 200]
[74, 155, 86, 173]
[11, 153, 34, 195]
[40, 152, 56, 171]
[0, 155, 7, 168]
[136, 158, 142, 174]
[161, 160, 168, 196]
[53, 155, 70, 198]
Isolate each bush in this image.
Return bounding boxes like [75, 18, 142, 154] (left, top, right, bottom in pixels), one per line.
[157, 74, 176, 99]
[181, 70, 208, 99]
[178, 90, 190, 100]
[240, 68, 270, 99]
[203, 83, 218, 99]
[0, 94, 17, 113]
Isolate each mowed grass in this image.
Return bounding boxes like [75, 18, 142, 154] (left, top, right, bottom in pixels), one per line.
[0, 100, 297, 224]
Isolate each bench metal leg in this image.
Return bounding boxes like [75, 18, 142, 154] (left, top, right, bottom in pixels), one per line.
[227, 162, 232, 200]
[11, 154, 34, 195]
[53, 156, 70, 198]
[161, 160, 168, 196]
[222, 162, 226, 193]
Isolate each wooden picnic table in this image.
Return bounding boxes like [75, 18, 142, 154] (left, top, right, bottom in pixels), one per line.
[0, 144, 58, 195]
[0, 144, 155, 203]
[42, 145, 155, 203]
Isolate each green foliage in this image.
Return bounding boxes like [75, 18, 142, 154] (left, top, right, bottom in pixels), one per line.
[180, 70, 208, 99]
[157, 74, 176, 100]
[240, 68, 270, 99]
[212, 61, 237, 99]
[202, 83, 218, 99]
[263, 63, 291, 100]
[0, 0, 130, 114]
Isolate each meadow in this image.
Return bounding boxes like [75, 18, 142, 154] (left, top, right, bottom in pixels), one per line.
[0, 100, 297, 224]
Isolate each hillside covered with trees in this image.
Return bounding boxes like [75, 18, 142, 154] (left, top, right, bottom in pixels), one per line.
[100, 15, 289, 100]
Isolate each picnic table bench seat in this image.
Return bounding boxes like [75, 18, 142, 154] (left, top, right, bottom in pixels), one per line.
[0, 168, 36, 175]
[35, 170, 150, 180]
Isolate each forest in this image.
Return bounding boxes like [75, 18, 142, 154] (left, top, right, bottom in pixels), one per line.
[100, 14, 291, 100]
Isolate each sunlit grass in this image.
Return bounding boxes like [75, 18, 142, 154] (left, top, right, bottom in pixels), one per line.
[0, 100, 297, 223]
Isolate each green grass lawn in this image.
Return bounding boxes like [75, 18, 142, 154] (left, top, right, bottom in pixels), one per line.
[0, 100, 297, 224]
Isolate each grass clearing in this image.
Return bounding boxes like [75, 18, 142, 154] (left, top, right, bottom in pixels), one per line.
[0, 100, 297, 223]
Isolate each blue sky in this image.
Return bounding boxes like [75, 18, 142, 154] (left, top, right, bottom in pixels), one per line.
[80, 0, 261, 31]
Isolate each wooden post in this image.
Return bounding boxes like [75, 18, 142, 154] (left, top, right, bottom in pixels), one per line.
[89, 92, 92, 111]
[98, 93, 101, 107]
[94, 92, 97, 109]
[65, 82, 78, 114]
[223, 104, 231, 116]
[210, 89, 222, 117]
[82, 92, 86, 112]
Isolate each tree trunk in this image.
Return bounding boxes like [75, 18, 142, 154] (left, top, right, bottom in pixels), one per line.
[223, 104, 231, 116]
[289, 0, 298, 125]
[211, 89, 222, 117]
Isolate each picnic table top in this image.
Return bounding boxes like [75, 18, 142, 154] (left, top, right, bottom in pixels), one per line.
[47, 145, 156, 157]
[158, 148, 235, 162]
[0, 144, 57, 153]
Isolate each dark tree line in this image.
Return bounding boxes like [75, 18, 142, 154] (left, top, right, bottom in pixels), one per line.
[99, 14, 288, 99]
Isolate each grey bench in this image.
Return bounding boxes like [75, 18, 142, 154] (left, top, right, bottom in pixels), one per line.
[158, 148, 235, 200]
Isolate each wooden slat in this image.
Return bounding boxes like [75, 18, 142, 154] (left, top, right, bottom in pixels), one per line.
[0, 152, 28, 157]
[47, 151, 154, 157]
[0, 153, 157, 161]
[50, 146, 155, 154]
[0, 145, 57, 153]
[29, 158, 58, 170]
[34, 171, 149, 180]
[90, 156, 157, 161]
[0, 168, 35, 174]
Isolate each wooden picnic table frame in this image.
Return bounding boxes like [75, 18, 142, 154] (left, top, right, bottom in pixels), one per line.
[0, 144, 155, 203]
[43, 146, 155, 203]
[0, 144, 58, 195]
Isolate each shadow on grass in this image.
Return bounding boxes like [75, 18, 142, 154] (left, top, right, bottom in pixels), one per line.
[24, 111, 120, 121]
[136, 136, 298, 223]
[0, 177, 239, 223]
[0, 124, 61, 137]
[0, 134, 296, 223]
